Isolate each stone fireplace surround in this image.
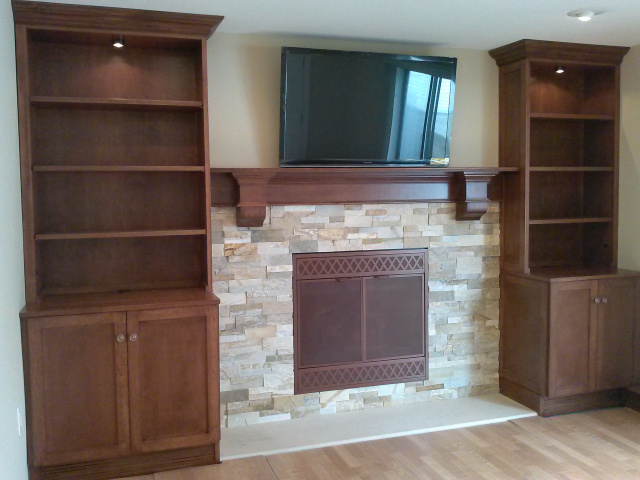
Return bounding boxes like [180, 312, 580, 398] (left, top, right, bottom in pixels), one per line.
[212, 201, 501, 428]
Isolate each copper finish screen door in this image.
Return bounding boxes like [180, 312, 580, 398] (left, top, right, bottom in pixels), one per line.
[293, 249, 428, 393]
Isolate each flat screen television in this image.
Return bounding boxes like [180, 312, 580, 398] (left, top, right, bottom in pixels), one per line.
[279, 47, 457, 167]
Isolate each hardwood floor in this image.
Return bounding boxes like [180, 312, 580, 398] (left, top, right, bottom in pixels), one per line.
[118, 407, 640, 479]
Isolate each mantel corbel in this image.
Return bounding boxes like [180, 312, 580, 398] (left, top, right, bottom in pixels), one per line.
[454, 171, 503, 221]
[232, 171, 275, 227]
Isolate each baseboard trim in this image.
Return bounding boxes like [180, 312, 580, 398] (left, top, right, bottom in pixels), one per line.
[624, 386, 640, 412]
[500, 377, 624, 417]
[33, 443, 220, 480]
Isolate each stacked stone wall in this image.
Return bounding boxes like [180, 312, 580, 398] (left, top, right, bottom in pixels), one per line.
[212, 203, 501, 427]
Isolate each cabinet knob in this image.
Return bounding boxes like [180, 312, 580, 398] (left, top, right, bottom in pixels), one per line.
[594, 297, 601, 304]
[601, 297, 608, 304]
[116, 333, 126, 343]
[129, 333, 138, 342]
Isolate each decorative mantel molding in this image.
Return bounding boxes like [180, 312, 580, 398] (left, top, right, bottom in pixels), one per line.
[210, 167, 517, 227]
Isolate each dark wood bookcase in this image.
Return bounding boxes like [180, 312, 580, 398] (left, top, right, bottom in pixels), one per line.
[12, 2, 223, 478]
[490, 40, 640, 416]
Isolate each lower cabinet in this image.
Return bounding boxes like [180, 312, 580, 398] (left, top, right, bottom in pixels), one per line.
[22, 303, 220, 478]
[500, 272, 639, 416]
[548, 278, 635, 397]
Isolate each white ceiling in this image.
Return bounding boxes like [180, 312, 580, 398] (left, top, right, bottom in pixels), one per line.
[31, 0, 640, 50]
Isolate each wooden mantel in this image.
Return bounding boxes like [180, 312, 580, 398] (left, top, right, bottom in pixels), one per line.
[210, 167, 517, 227]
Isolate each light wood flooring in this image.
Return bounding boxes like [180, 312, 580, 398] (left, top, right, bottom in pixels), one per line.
[119, 407, 640, 479]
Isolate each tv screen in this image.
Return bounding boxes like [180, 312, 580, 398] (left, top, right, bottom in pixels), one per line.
[279, 47, 456, 167]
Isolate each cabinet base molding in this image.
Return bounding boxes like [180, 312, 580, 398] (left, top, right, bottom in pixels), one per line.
[30, 443, 220, 480]
[500, 377, 624, 417]
[624, 386, 640, 412]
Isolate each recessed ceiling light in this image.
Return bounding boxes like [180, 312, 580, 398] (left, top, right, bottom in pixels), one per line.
[112, 35, 124, 48]
[567, 8, 604, 22]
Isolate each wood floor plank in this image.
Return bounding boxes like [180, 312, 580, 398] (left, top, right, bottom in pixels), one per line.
[153, 456, 277, 480]
[120, 408, 640, 480]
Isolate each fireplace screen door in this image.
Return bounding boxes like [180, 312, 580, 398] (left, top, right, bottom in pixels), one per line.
[293, 249, 428, 393]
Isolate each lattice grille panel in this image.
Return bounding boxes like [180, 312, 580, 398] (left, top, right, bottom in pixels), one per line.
[296, 252, 425, 279]
[297, 358, 426, 393]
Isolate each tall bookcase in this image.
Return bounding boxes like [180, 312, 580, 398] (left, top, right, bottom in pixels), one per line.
[490, 40, 640, 416]
[13, 2, 224, 478]
[491, 41, 626, 273]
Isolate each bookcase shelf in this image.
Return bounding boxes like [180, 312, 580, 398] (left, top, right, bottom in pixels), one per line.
[31, 96, 204, 110]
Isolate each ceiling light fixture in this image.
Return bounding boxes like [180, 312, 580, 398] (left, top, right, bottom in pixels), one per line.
[556, 65, 565, 74]
[567, 8, 603, 22]
[112, 35, 124, 48]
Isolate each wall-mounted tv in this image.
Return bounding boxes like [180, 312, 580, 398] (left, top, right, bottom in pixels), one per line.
[279, 47, 456, 167]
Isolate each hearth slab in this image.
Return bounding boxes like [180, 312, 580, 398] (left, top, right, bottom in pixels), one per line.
[220, 393, 536, 460]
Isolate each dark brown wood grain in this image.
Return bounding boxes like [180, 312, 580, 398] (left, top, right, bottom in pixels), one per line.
[489, 39, 629, 67]
[12, 0, 223, 38]
[127, 306, 220, 454]
[548, 280, 598, 397]
[499, 274, 548, 395]
[596, 278, 636, 389]
[499, 270, 639, 416]
[25, 312, 130, 466]
[211, 167, 514, 227]
[491, 40, 626, 273]
[13, 3, 222, 478]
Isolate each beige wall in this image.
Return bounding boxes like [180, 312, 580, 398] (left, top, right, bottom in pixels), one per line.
[0, 0, 27, 477]
[207, 34, 499, 168]
[619, 45, 640, 271]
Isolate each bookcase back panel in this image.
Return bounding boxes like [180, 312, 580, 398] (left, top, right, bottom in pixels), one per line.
[32, 108, 202, 167]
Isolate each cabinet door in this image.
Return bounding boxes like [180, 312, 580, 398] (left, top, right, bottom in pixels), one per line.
[548, 280, 598, 397]
[127, 305, 219, 453]
[596, 278, 636, 389]
[25, 312, 129, 466]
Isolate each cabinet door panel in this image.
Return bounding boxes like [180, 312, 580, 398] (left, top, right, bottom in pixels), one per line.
[128, 305, 219, 453]
[597, 278, 635, 389]
[548, 280, 597, 397]
[26, 312, 129, 466]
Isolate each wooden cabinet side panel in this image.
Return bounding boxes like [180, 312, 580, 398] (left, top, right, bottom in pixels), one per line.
[596, 278, 636, 389]
[498, 61, 528, 272]
[25, 312, 129, 466]
[548, 280, 598, 397]
[127, 305, 219, 454]
[499, 274, 548, 394]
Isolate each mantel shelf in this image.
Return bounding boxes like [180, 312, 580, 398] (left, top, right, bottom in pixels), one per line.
[210, 167, 517, 227]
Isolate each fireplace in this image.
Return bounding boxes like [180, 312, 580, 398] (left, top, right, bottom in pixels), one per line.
[293, 249, 428, 393]
[212, 202, 501, 428]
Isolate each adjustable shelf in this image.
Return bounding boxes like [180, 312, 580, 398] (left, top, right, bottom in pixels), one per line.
[529, 167, 614, 172]
[528, 218, 614, 225]
[529, 112, 614, 121]
[30, 96, 203, 110]
[33, 166, 206, 172]
[35, 230, 207, 241]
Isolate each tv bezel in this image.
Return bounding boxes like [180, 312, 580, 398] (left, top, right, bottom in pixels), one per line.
[279, 46, 457, 168]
